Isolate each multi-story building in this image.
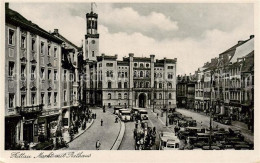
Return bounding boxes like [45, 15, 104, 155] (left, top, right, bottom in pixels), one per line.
[5, 4, 82, 149]
[83, 10, 177, 110]
[195, 67, 206, 112]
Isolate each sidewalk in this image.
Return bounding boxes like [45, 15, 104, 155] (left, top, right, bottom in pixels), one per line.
[65, 108, 121, 150]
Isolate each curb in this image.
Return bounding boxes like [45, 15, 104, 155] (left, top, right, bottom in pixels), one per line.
[107, 110, 126, 150]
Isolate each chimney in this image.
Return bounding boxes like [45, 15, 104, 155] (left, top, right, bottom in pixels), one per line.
[5, 3, 9, 9]
[54, 29, 59, 34]
[250, 35, 254, 39]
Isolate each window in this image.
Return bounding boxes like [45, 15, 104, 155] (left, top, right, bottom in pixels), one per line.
[159, 83, 162, 88]
[9, 94, 14, 108]
[108, 81, 112, 88]
[124, 82, 127, 88]
[21, 65, 26, 78]
[54, 92, 57, 104]
[107, 71, 110, 77]
[169, 93, 172, 99]
[140, 63, 144, 68]
[124, 93, 128, 99]
[154, 73, 157, 78]
[64, 70, 67, 80]
[41, 93, 45, 104]
[54, 47, 57, 57]
[110, 71, 113, 77]
[134, 63, 138, 67]
[92, 51, 95, 57]
[106, 63, 113, 67]
[9, 29, 15, 45]
[125, 72, 128, 77]
[154, 93, 157, 99]
[140, 71, 143, 77]
[168, 66, 174, 69]
[40, 68, 45, 79]
[140, 82, 143, 88]
[146, 63, 149, 68]
[118, 82, 122, 88]
[40, 42, 44, 54]
[168, 73, 173, 79]
[54, 70, 57, 81]
[168, 83, 172, 88]
[9, 62, 15, 77]
[159, 93, 162, 99]
[118, 72, 121, 78]
[32, 39, 35, 51]
[31, 65, 36, 79]
[21, 36, 26, 48]
[146, 71, 149, 77]
[64, 90, 67, 101]
[108, 93, 111, 99]
[21, 94, 26, 106]
[118, 93, 121, 99]
[48, 69, 51, 80]
[153, 81, 157, 88]
[134, 71, 137, 77]
[48, 92, 51, 105]
[134, 82, 137, 88]
[31, 93, 36, 105]
[146, 82, 149, 88]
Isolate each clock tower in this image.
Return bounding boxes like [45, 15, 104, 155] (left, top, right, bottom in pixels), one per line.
[85, 6, 99, 61]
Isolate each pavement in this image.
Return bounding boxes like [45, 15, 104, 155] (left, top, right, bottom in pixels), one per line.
[64, 107, 121, 150]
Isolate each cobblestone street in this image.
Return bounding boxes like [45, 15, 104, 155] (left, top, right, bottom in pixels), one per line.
[65, 108, 120, 150]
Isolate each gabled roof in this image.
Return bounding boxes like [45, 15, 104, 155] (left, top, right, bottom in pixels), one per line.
[6, 7, 63, 44]
[230, 38, 254, 63]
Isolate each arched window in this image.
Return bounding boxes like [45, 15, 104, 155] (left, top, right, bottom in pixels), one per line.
[140, 82, 143, 88]
[134, 71, 137, 77]
[154, 81, 157, 88]
[159, 93, 162, 99]
[146, 82, 149, 88]
[118, 82, 121, 88]
[159, 83, 162, 88]
[124, 93, 128, 99]
[169, 93, 172, 99]
[118, 93, 121, 99]
[146, 63, 149, 68]
[146, 71, 149, 77]
[124, 82, 127, 88]
[108, 81, 112, 88]
[134, 63, 138, 67]
[140, 63, 144, 68]
[140, 71, 143, 77]
[108, 93, 111, 99]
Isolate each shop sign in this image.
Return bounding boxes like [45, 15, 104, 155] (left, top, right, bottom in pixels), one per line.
[42, 109, 60, 116]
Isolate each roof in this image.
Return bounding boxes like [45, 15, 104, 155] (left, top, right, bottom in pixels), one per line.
[230, 38, 254, 63]
[241, 51, 254, 72]
[52, 30, 80, 50]
[6, 7, 63, 44]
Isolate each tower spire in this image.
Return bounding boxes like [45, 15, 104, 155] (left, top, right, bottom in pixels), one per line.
[91, 2, 97, 13]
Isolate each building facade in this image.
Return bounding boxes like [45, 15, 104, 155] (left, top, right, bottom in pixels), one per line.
[5, 4, 82, 149]
[83, 10, 177, 110]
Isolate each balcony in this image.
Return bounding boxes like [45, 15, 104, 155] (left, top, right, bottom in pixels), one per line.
[20, 50, 27, 63]
[20, 80, 27, 91]
[30, 52, 37, 64]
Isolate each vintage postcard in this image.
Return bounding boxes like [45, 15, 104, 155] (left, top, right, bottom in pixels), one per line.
[0, 0, 259, 162]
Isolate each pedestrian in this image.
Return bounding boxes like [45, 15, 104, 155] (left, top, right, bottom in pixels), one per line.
[96, 140, 101, 150]
[101, 119, 103, 126]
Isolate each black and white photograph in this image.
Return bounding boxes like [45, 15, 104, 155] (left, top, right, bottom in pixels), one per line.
[1, 0, 259, 162]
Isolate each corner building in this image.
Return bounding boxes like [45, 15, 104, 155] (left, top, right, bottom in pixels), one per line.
[84, 10, 177, 109]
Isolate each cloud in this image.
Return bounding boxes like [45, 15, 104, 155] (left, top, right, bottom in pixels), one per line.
[98, 5, 178, 34]
[9, 3, 253, 75]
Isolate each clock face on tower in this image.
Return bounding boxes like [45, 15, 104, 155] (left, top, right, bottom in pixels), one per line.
[92, 40, 95, 44]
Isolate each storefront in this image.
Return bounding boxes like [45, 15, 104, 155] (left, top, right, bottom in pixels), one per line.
[5, 115, 21, 149]
[38, 108, 61, 142]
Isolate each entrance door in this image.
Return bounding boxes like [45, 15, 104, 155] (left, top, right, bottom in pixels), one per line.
[23, 123, 33, 143]
[139, 93, 146, 108]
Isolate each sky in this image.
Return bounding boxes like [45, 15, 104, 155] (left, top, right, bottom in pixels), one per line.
[9, 3, 254, 75]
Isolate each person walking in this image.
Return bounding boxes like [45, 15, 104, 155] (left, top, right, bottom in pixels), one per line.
[96, 140, 101, 150]
[101, 119, 103, 126]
